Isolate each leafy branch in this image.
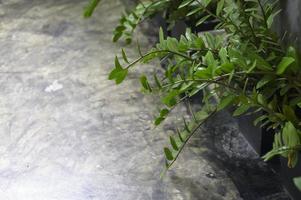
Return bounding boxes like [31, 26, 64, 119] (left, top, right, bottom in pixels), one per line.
[85, 0, 301, 183]
[161, 109, 217, 177]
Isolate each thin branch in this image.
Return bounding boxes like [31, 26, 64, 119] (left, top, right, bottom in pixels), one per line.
[195, 0, 249, 40]
[257, 0, 268, 29]
[165, 110, 217, 171]
[125, 49, 193, 70]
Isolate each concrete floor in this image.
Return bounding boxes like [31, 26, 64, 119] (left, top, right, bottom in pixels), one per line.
[0, 0, 290, 199]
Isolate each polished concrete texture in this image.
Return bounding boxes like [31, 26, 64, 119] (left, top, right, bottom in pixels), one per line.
[0, 0, 290, 199]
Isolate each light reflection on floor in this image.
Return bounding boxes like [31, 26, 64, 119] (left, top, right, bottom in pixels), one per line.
[0, 165, 93, 199]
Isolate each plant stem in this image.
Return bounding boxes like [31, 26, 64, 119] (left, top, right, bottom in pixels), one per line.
[165, 109, 217, 170]
[240, 0, 258, 45]
[125, 49, 193, 70]
[195, 0, 249, 41]
[257, 0, 268, 29]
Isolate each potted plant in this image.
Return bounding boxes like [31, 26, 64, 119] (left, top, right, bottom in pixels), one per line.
[85, 0, 301, 198]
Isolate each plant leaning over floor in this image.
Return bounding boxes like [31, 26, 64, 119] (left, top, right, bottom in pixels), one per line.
[85, 0, 218, 43]
[84, 0, 301, 182]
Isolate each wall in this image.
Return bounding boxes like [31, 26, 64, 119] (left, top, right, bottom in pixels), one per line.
[278, 0, 301, 49]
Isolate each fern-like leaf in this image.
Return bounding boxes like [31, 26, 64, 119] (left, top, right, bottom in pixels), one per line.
[161, 110, 216, 177]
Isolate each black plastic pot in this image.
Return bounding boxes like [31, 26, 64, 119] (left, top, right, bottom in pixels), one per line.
[236, 113, 301, 200]
[236, 113, 275, 156]
[278, 155, 301, 200]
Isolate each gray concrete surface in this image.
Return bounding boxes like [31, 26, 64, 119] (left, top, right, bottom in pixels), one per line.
[0, 0, 290, 199]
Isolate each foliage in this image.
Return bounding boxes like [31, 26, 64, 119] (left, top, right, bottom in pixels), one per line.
[83, 0, 102, 18]
[112, 0, 170, 43]
[294, 176, 301, 191]
[85, 0, 301, 183]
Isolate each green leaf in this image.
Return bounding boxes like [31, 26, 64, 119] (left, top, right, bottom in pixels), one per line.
[233, 104, 250, 116]
[193, 37, 205, 48]
[205, 51, 217, 71]
[219, 48, 228, 64]
[282, 122, 300, 148]
[141, 51, 159, 63]
[286, 46, 299, 73]
[188, 83, 208, 97]
[195, 68, 211, 79]
[216, 0, 224, 16]
[217, 95, 236, 111]
[202, 0, 212, 7]
[256, 75, 273, 89]
[276, 57, 295, 75]
[140, 75, 152, 92]
[159, 27, 164, 44]
[289, 152, 299, 168]
[228, 70, 235, 84]
[178, 0, 194, 9]
[114, 56, 122, 70]
[113, 32, 122, 42]
[154, 117, 164, 126]
[183, 117, 190, 132]
[108, 56, 128, 84]
[280, 85, 291, 96]
[121, 49, 129, 63]
[267, 9, 281, 28]
[248, 52, 272, 71]
[254, 115, 268, 126]
[195, 110, 209, 121]
[160, 108, 169, 117]
[278, 122, 301, 168]
[115, 25, 126, 32]
[185, 29, 193, 41]
[229, 49, 247, 69]
[153, 74, 162, 89]
[220, 63, 234, 73]
[187, 7, 202, 17]
[154, 109, 169, 126]
[246, 60, 257, 73]
[177, 128, 184, 142]
[111, 68, 128, 84]
[125, 37, 132, 44]
[196, 15, 210, 26]
[170, 136, 179, 151]
[162, 90, 178, 107]
[283, 105, 298, 124]
[83, 0, 101, 18]
[108, 67, 118, 80]
[257, 94, 267, 106]
[164, 147, 174, 161]
[293, 177, 301, 191]
[204, 33, 215, 49]
[166, 37, 178, 52]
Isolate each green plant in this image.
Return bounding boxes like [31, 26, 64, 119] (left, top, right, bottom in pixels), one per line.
[294, 176, 301, 191]
[84, 0, 217, 43]
[85, 0, 301, 181]
[83, 0, 101, 18]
